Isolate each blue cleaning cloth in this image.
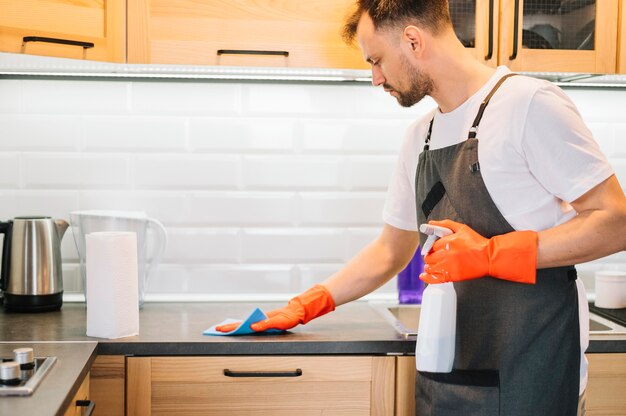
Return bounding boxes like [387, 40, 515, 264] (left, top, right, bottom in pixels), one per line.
[203, 307, 285, 336]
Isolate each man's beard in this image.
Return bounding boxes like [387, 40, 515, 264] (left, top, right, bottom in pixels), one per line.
[385, 55, 434, 108]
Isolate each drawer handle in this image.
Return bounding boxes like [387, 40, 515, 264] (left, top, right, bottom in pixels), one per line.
[22, 36, 95, 50]
[217, 49, 289, 57]
[76, 399, 96, 416]
[223, 368, 303, 378]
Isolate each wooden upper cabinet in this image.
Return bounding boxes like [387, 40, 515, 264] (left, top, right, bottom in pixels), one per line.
[0, 0, 125, 63]
[127, 0, 368, 69]
[450, 0, 620, 74]
[450, 0, 500, 68]
[618, 0, 626, 73]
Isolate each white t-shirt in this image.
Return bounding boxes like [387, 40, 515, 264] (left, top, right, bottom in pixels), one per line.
[383, 66, 614, 394]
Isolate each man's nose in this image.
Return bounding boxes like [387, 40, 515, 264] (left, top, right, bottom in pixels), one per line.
[371, 66, 385, 87]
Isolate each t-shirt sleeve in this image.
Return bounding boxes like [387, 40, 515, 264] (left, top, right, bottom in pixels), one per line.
[382, 122, 423, 231]
[521, 84, 614, 204]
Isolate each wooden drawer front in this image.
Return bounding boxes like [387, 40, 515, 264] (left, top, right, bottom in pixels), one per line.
[91, 355, 125, 416]
[64, 373, 90, 416]
[0, 0, 124, 62]
[128, 0, 368, 69]
[586, 353, 626, 415]
[128, 356, 395, 416]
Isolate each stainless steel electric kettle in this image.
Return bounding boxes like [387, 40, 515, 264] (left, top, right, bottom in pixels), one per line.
[0, 217, 69, 312]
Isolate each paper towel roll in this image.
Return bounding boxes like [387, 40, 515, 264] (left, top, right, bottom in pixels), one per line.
[86, 231, 139, 339]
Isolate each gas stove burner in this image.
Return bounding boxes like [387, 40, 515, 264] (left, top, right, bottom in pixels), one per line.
[0, 348, 56, 396]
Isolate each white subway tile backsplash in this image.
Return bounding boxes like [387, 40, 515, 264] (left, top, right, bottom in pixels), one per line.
[351, 84, 435, 117]
[11, 190, 79, 220]
[19, 80, 128, 114]
[0, 80, 20, 113]
[300, 119, 407, 154]
[164, 228, 240, 263]
[614, 124, 626, 157]
[242, 228, 346, 263]
[245, 83, 353, 116]
[189, 117, 295, 152]
[563, 88, 626, 122]
[79, 116, 186, 151]
[0, 153, 20, 187]
[348, 156, 397, 190]
[1, 76, 624, 300]
[299, 192, 386, 225]
[0, 115, 79, 150]
[130, 82, 241, 115]
[242, 155, 346, 190]
[22, 154, 129, 188]
[184, 265, 297, 294]
[134, 155, 240, 189]
[188, 191, 295, 226]
[77, 190, 187, 224]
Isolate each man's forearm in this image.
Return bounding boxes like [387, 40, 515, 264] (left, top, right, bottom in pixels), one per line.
[323, 224, 419, 306]
[537, 175, 626, 268]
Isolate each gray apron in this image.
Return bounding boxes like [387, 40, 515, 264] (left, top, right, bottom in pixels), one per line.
[414, 74, 581, 416]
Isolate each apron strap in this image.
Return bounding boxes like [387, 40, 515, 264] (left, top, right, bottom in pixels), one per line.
[468, 73, 518, 139]
[423, 73, 518, 151]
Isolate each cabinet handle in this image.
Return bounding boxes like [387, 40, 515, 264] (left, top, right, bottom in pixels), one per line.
[508, 0, 520, 60]
[217, 49, 289, 57]
[75, 399, 96, 416]
[223, 368, 303, 377]
[484, 0, 494, 60]
[22, 36, 95, 50]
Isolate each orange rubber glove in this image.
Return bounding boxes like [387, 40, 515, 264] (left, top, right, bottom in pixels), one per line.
[420, 219, 538, 285]
[216, 285, 335, 333]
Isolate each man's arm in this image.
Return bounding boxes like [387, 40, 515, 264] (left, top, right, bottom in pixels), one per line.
[537, 174, 626, 267]
[420, 175, 626, 285]
[323, 223, 420, 306]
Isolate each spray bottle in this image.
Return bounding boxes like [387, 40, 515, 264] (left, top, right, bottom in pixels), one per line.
[415, 224, 456, 373]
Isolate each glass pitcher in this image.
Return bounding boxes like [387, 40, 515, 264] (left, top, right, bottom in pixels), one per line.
[69, 210, 168, 308]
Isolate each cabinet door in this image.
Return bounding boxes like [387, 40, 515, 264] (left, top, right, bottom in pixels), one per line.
[586, 353, 626, 415]
[618, 0, 626, 73]
[63, 373, 90, 416]
[127, 356, 395, 415]
[450, 0, 499, 67]
[127, 0, 368, 69]
[90, 356, 125, 416]
[0, 0, 124, 63]
[499, 0, 619, 73]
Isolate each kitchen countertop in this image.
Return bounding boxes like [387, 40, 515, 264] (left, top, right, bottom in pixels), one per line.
[0, 302, 414, 356]
[1, 301, 624, 355]
[0, 301, 624, 416]
[0, 342, 97, 416]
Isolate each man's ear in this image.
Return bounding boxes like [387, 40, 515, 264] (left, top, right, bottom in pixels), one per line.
[403, 25, 425, 57]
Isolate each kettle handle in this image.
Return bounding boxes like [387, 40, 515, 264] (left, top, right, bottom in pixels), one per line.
[0, 221, 13, 292]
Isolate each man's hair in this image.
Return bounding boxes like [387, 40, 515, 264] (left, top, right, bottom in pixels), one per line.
[342, 0, 452, 44]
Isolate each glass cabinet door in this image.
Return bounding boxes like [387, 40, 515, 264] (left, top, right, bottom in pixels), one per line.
[499, 0, 619, 73]
[449, 0, 499, 67]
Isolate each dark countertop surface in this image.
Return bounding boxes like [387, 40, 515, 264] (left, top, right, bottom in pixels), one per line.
[0, 301, 624, 416]
[0, 302, 415, 356]
[0, 342, 97, 416]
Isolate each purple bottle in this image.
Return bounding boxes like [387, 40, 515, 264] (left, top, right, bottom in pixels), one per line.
[397, 247, 425, 304]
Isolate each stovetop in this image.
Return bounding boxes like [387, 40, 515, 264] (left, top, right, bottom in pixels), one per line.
[0, 356, 56, 396]
[589, 303, 626, 327]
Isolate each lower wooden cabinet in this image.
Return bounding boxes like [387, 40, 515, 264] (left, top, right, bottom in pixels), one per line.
[90, 356, 125, 416]
[586, 353, 626, 415]
[63, 373, 90, 416]
[126, 356, 395, 416]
